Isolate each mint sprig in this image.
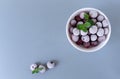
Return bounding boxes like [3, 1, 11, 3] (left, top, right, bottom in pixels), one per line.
[77, 22, 90, 32]
[77, 13, 94, 32]
[84, 22, 91, 28]
[84, 13, 89, 20]
[87, 19, 94, 25]
[32, 67, 43, 74]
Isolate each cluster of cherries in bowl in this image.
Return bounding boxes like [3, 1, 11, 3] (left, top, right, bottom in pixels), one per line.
[68, 9, 110, 49]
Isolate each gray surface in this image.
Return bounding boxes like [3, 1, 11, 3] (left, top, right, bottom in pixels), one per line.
[0, 0, 120, 79]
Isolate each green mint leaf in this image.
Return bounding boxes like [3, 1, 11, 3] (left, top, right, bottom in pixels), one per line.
[84, 13, 89, 20]
[84, 22, 91, 28]
[35, 70, 39, 73]
[32, 67, 43, 74]
[33, 67, 44, 74]
[77, 24, 88, 32]
[38, 67, 43, 71]
[87, 19, 94, 25]
[77, 24, 84, 30]
[82, 26, 88, 32]
[32, 70, 36, 74]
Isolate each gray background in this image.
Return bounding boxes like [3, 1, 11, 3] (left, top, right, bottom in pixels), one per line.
[0, 0, 120, 79]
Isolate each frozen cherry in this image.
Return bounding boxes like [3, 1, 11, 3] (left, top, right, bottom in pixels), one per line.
[102, 20, 108, 27]
[71, 34, 79, 42]
[98, 36, 106, 42]
[91, 41, 98, 46]
[104, 28, 109, 35]
[69, 27, 73, 34]
[76, 39, 83, 45]
[30, 64, 38, 71]
[89, 25, 98, 34]
[89, 10, 98, 18]
[97, 15, 104, 21]
[75, 15, 81, 22]
[90, 34, 97, 41]
[47, 61, 55, 69]
[39, 65, 46, 74]
[79, 12, 85, 19]
[70, 19, 76, 26]
[96, 22, 102, 27]
[97, 28, 104, 36]
[81, 35, 90, 43]
[83, 42, 90, 48]
[72, 28, 80, 36]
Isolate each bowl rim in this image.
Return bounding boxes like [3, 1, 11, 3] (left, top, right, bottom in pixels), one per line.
[66, 8, 111, 52]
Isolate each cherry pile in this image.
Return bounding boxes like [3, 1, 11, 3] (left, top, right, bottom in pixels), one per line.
[69, 10, 109, 48]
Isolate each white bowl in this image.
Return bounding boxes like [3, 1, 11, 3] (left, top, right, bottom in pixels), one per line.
[66, 8, 111, 52]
